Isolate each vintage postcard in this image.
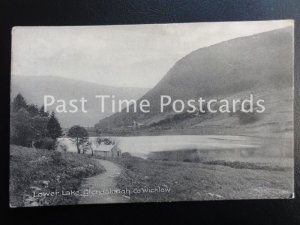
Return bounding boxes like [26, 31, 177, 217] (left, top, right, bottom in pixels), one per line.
[10, 20, 294, 207]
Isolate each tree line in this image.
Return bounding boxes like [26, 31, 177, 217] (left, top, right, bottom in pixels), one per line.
[11, 93, 92, 154]
[10, 93, 63, 150]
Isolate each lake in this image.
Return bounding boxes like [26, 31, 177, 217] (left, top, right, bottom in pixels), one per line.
[57, 135, 261, 158]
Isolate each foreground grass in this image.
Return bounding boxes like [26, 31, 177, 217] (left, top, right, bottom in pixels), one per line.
[115, 156, 294, 202]
[10, 145, 105, 207]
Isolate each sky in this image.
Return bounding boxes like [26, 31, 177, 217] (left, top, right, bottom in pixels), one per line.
[11, 20, 293, 88]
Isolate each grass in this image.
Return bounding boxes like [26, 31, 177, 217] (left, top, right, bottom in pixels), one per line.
[115, 155, 294, 202]
[201, 160, 291, 171]
[10, 145, 105, 207]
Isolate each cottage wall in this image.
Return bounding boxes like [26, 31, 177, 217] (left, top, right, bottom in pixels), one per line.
[94, 151, 111, 158]
[93, 145, 121, 158]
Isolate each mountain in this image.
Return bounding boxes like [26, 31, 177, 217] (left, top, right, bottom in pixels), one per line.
[96, 27, 293, 133]
[11, 76, 149, 128]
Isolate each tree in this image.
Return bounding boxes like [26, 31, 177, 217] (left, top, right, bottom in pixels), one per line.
[10, 108, 35, 147]
[12, 93, 27, 112]
[67, 125, 89, 154]
[31, 115, 49, 141]
[10, 93, 62, 150]
[39, 105, 49, 118]
[47, 112, 63, 139]
[27, 104, 40, 117]
[87, 141, 94, 156]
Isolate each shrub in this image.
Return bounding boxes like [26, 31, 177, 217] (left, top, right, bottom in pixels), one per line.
[121, 152, 131, 158]
[34, 137, 56, 150]
[58, 143, 68, 152]
[183, 159, 192, 162]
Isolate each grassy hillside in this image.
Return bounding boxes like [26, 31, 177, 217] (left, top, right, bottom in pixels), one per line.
[9, 145, 105, 207]
[96, 27, 293, 135]
[11, 76, 148, 128]
[115, 155, 293, 202]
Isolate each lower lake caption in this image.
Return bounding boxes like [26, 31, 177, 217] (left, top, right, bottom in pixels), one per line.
[33, 186, 171, 198]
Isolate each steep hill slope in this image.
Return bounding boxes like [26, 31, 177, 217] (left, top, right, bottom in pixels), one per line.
[96, 27, 293, 132]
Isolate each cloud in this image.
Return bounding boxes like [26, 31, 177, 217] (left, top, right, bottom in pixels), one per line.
[12, 20, 292, 88]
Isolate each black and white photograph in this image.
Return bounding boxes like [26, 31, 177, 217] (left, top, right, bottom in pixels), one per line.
[9, 20, 294, 207]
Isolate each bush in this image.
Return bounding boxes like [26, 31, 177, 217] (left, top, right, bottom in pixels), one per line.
[57, 143, 68, 152]
[183, 159, 192, 162]
[238, 111, 260, 124]
[51, 151, 63, 164]
[121, 152, 131, 158]
[34, 137, 56, 150]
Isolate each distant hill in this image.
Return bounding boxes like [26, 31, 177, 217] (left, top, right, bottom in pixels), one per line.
[11, 76, 148, 128]
[96, 27, 293, 133]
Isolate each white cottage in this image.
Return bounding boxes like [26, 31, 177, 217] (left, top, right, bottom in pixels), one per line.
[93, 144, 122, 158]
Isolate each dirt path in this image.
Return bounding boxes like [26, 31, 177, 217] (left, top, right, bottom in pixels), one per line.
[79, 159, 129, 204]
